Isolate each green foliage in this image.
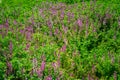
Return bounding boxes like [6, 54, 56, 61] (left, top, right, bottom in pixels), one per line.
[0, 0, 120, 79]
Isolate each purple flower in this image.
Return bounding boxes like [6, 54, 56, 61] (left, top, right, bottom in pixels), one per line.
[39, 9, 45, 18]
[5, 19, 9, 28]
[49, 31, 52, 36]
[39, 9, 43, 14]
[0, 24, 3, 29]
[61, 44, 66, 52]
[51, 9, 57, 15]
[20, 29, 24, 34]
[40, 61, 46, 72]
[60, 11, 64, 19]
[62, 25, 68, 34]
[56, 77, 60, 80]
[114, 71, 117, 80]
[77, 19, 83, 27]
[52, 62, 59, 72]
[13, 20, 17, 25]
[6, 61, 12, 76]
[9, 41, 13, 54]
[46, 76, 52, 80]
[32, 58, 38, 73]
[36, 68, 43, 77]
[31, 18, 34, 26]
[25, 32, 32, 41]
[26, 26, 33, 33]
[47, 20, 52, 29]
[54, 28, 59, 35]
[67, 12, 71, 17]
[67, 12, 74, 19]
[86, 18, 89, 27]
[4, 19, 9, 33]
[25, 43, 30, 50]
[88, 73, 91, 80]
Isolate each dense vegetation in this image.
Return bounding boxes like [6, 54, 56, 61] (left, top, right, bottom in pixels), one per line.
[0, 0, 120, 80]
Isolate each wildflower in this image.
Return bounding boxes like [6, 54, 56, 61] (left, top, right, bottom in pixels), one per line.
[86, 18, 89, 27]
[5, 19, 9, 28]
[59, 31, 62, 38]
[5, 19, 9, 33]
[60, 11, 64, 19]
[62, 25, 68, 34]
[52, 61, 59, 72]
[26, 26, 33, 33]
[25, 31, 32, 41]
[39, 9, 43, 14]
[25, 43, 30, 50]
[56, 77, 60, 80]
[61, 44, 66, 52]
[49, 31, 52, 36]
[67, 12, 74, 19]
[20, 29, 24, 34]
[13, 20, 17, 25]
[92, 64, 95, 73]
[77, 19, 82, 27]
[39, 9, 45, 18]
[36, 68, 43, 77]
[54, 28, 59, 35]
[51, 9, 57, 15]
[31, 18, 34, 26]
[0, 24, 3, 29]
[32, 58, 38, 73]
[46, 76, 52, 80]
[40, 61, 46, 72]
[6, 61, 12, 76]
[47, 20, 52, 29]
[9, 41, 13, 54]
[114, 71, 117, 80]
[88, 73, 91, 80]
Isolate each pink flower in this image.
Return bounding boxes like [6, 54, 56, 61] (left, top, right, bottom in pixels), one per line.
[77, 19, 83, 27]
[47, 20, 52, 29]
[20, 29, 24, 34]
[52, 61, 60, 71]
[62, 25, 68, 34]
[36, 68, 43, 77]
[114, 71, 117, 80]
[54, 28, 59, 35]
[25, 43, 30, 50]
[39, 9, 43, 14]
[40, 61, 46, 72]
[61, 44, 66, 52]
[51, 9, 57, 15]
[0, 24, 3, 29]
[26, 26, 33, 33]
[49, 31, 52, 36]
[67, 12, 74, 18]
[13, 20, 17, 25]
[32, 58, 38, 73]
[9, 41, 13, 54]
[46, 76, 52, 80]
[5, 19, 9, 28]
[6, 61, 12, 75]
[60, 11, 64, 19]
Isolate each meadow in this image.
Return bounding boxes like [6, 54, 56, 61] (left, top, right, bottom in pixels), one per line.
[0, 0, 120, 80]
